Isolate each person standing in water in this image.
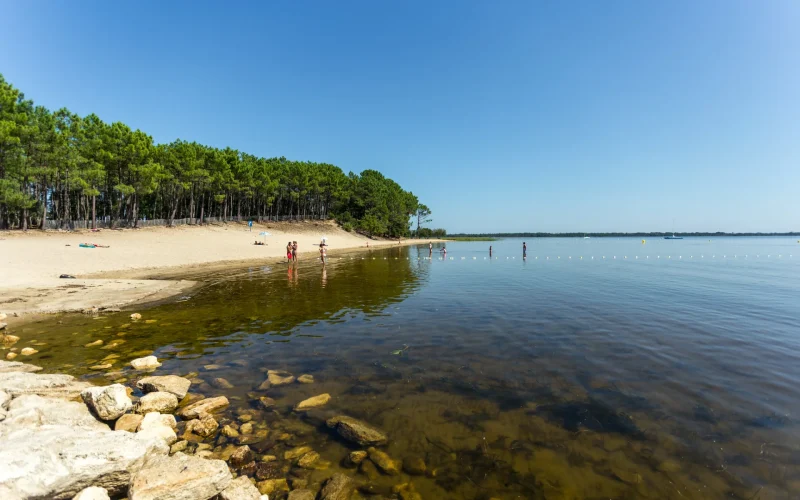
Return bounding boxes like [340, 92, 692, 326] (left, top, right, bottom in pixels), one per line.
[286, 242, 293, 263]
[319, 242, 327, 264]
[292, 241, 298, 262]
[489, 245, 493, 257]
[523, 242, 527, 259]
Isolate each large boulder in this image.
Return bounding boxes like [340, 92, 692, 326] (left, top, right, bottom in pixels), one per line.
[326, 415, 388, 446]
[1, 394, 107, 431]
[0, 371, 92, 399]
[130, 356, 161, 370]
[138, 412, 177, 431]
[115, 413, 144, 432]
[134, 392, 178, 414]
[128, 452, 231, 500]
[219, 476, 261, 500]
[0, 425, 168, 499]
[319, 473, 355, 500]
[136, 376, 191, 400]
[72, 486, 111, 500]
[176, 396, 229, 420]
[81, 384, 132, 421]
[0, 360, 42, 373]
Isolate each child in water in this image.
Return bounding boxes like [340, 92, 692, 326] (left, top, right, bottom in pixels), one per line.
[286, 242, 292, 262]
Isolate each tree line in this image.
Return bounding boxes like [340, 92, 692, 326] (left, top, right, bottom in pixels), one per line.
[0, 74, 437, 237]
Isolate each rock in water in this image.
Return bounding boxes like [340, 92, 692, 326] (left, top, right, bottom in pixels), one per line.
[295, 393, 330, 411]
[5, 352, 17, 360]
[267, 370, 295, 386]
[185, 414, 218, 437]
[258, 396, 276, 410]
[85, 340, 104, 347]
[219, 476, 261, 500]
[297, 374, 314, 384]
[20, 347, 38, 356]
[0, 371, 91, 399]
[403, 456, 427, 476]
[130, 313, 142, 321]
[72, 486, 111, 500]
[0, 360, 43, 373]
[368, 447, 401, 475]
[128, 452, 231, 500]
[349, 450, 368, 465]
[115, 413, 144, 432]
[284, 445, 313, 461]
[211, 377, 234, 389]
[130, 356, 161, 370]
[177, 395, 229, 420]
[136, 375, 191, 400]
[326, 415, 388, 446]
[81, 384, 132, 421]
[254, 461, 284, 480]
[0, 425, 169, 499]
[229, 445, 254, 467]
[134, 392, 179, 414]
[288, 490, 316, 500]
[320, 473, 355, 500]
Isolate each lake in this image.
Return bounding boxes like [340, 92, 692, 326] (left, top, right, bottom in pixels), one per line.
[11, 237, 800, 499]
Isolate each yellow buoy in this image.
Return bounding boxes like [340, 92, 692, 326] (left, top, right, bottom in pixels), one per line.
[642, 239, 646, 244]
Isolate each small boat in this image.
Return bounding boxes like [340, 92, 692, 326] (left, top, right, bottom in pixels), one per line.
[664, 234, 683, 240]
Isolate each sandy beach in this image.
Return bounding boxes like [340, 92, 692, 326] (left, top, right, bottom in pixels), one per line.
[0, 221, 434, 319]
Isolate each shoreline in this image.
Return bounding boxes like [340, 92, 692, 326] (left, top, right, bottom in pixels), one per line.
[0, 221, 441, 323]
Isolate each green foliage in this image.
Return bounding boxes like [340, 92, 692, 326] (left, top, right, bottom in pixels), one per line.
[0, 74, 431, 236]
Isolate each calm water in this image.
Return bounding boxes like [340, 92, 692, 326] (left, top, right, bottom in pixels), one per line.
[11, 237, 800, 499]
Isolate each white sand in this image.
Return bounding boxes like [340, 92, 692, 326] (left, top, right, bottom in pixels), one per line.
[0, 221, 432, 318]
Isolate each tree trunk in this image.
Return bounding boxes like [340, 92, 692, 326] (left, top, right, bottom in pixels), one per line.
[91, 195, 96, 229]
[132, 195, 139, 228]
[40, 182, 47, 230]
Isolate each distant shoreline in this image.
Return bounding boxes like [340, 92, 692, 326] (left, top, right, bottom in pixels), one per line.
[450, 232, 800, 238]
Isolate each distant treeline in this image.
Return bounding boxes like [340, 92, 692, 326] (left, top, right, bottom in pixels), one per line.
[451, 232, 800, 238]
[0, 74, 434, 238]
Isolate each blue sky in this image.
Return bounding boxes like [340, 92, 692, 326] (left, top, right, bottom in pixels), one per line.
[2, 1, 798, 233]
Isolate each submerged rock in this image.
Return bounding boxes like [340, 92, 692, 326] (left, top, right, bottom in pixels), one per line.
[258, 396, 276, 410]
[403, 456, 427, 476]
[130, 356, 161, 370]
[211, 377, 234, 389]
[128, 452, 231, 500]
[297, 374, 314, 384]
[219, 476, 261, 500]
[134, 392, 178, 414]
[185, 414, 219, 437]
[349, 450, 368, 465]
[255, 461, 285, 480]
[267, 370, 295, 386]
[229, 445, 254, 467]
[81, 384, 132, 421]
[297, 451, 320, 468]
[368, 447, 401, 475]
[326, 415, 388, 446]
[136, 375, 191, 400]
[169, 440, 188, 454]
[20, 347, 38, 356]
[115, 413, 144, 432]
[288, 489, 316, 500]
[295, 393, 330, 411]
[85, 340, 104, 347]
[177, 396, 229, 420]
[320, 473, 355, 500]
[284, 445, 313, 461]
[72, 486, 111, 500]
[5, 352, 17, 360]
[393, 482, 423, 500]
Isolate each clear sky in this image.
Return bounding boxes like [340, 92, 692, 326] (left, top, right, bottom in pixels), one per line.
[2, 1, 798, 233]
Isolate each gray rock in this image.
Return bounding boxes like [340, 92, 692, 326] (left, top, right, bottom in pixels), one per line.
[326, 415, 388, 446]
[72, 486, 111, 500]
[0, 360, 42, 373]
[176, 395, 229, 420]
[0, 371, 91, 399]
[219, 476, 261, 500]
[288, 489, 316, 500]
[320, 473, 355, 500]
[134, 392, 178, 414]
[0, 425, 168, 499]
[136, 375, 191, 400]
[1, 394, 107, 430]
[130, 356, 161, 370]
[81, 384, 132, 421]
[128, 452, 231, 500]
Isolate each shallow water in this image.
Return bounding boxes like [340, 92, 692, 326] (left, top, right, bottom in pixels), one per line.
[10, 237, 800, 499]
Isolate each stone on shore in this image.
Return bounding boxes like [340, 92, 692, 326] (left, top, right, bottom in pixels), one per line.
[3, 394, 107, 430]
[295, 393, 330, 411]
[81, 384, 132, 421]
[136, 375, 191, 399]
[115, 413, 144, 432]
[177, 395, 229, 420]
[138, 412, 177, 431]
[219, 476, 261, 500]
[267, 370, 295, 386]
[185, 414, 218, 437]
[72, 486, 111, 500]
[0, 360, 42, 373]
[134, 392, 178, 414]
[326, 415, 388, 446]
[368, 447, 401, 475]
[0, 425, 169, 499]
[128, 452, 231, 500]
[130, 356, 161, 370]
[0, 371, 92, 399]
[297, 374, 314, 384]
[20, 347, 38, 356]
[320, 473, 356, 500]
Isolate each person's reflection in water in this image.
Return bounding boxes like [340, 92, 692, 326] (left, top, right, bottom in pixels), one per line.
[321, 267, 327, 288]
[489, 245, 492, 258]
[288, 262, 299, 287]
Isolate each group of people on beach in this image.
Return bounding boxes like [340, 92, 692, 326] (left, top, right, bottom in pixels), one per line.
[286, 239, 328, 265]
